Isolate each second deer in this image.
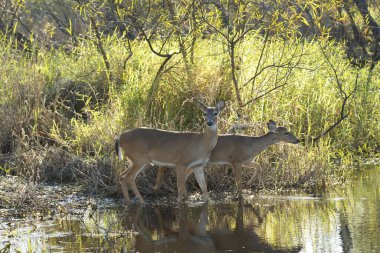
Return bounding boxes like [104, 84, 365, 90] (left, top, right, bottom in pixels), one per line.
[153, 120, 300, 196]
[115, 100, 225, 203]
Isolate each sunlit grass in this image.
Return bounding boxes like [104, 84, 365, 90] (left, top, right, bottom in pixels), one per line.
[0, 32, 379, 196]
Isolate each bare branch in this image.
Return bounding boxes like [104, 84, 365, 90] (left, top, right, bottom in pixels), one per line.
[122, 35, 133, 71]
[311, 58, 359, 143]
[245, 31, 268, 89]
[233, 15, 265, 43]
[241, 83, 288, 107]
[317, 41, 347, 98]
[145, 54, 174, 118]
[199, 2, 230, 42]
[89, 16, 112, 83]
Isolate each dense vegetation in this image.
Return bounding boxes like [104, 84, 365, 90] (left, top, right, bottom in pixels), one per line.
[0, 0, 379, 202]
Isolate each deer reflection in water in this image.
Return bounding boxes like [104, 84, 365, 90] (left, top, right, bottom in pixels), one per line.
[126, 202, 302, 253]
[130, 204, 213, 253]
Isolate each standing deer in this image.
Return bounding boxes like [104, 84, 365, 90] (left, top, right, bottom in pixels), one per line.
[115, 100, 225, 203]
[153, 120, 300, 196]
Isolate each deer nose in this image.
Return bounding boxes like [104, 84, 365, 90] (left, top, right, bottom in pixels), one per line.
[294, 139, 300, 144]
[207, 121, 213, 126]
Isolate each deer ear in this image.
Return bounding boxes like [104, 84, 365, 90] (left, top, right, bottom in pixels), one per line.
[197, 100, 208, 112]
[216, 100, 225, 111]
[267, 120, 278, 133]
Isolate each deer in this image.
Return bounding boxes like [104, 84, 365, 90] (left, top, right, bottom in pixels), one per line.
[115, 100, 225, 204]
[153, 120, 300, 196]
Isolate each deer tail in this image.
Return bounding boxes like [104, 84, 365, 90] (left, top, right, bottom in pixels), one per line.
[115, 137, 123, 160]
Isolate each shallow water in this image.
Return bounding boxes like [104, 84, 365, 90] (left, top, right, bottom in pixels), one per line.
[1, 165, 379, 252]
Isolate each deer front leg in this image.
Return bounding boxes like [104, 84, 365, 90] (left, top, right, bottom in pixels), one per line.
[232, 162, 243, 197]
[197, 204, 209, 235]
[193, 166, 209, 200]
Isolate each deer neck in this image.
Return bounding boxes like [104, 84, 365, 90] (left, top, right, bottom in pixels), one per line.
[249, 132, 279, 156]
[201, 123, 218, 152]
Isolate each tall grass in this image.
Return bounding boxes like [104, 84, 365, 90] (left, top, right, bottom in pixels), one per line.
[0, 32, 379, 198]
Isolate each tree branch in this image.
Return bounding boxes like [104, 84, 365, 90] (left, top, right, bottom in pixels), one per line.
[89, 16, 113, 83]
[241, 82, 288, 107]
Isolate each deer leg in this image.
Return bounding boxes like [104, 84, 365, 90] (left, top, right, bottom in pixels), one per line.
[119, 166, 132, 203]
[193, 166, 209, 200]
[153, 166, 168, 192]
[243, 161, 260, 169]
[185, 167, 194, 180]
[232, 162, 243, 196]
[126, 161, 147, 204]
[176, 165, 188, 202]
[197, 204, 209, 235]
[244, 161, 261, 186]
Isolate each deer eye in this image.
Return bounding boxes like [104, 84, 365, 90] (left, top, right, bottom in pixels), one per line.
[214, 112, 218, 115]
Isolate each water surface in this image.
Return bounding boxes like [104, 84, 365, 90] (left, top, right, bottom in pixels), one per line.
[0, 165, 379, 252]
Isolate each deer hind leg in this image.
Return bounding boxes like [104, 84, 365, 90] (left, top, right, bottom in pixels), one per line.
[192, 166, 209, 200]
[153, 166, 168, 192]
[126, 161, 148, 204]
[119, 165, 132, 203]
[244, 161, 261, 186]
[232, 162, 243, 196]
[176, 165, 188, 202]
[185, 167, 193, 180]
[153, 167, 193, 194]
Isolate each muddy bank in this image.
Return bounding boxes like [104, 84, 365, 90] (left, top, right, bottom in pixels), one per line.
[0, 174, 315, 220]
[0, 176, 96, 218]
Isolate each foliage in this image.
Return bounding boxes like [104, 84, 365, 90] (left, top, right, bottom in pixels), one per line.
[0, 0, 379, 199]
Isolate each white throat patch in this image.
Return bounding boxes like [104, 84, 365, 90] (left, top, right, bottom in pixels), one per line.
[208, 123, 217, 131]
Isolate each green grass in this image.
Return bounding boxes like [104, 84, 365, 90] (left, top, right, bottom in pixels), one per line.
[0, 32, 379, 197]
